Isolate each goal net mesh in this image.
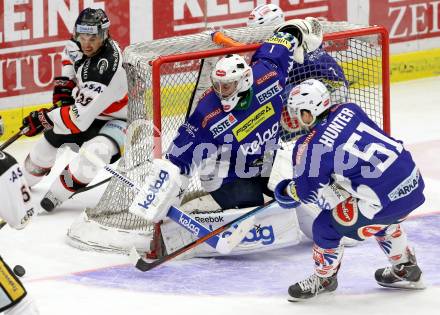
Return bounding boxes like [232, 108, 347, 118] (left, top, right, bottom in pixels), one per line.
[66, 21, 388, 254]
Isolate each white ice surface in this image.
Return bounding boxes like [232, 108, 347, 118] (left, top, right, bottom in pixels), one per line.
[1, 77, 440, 315]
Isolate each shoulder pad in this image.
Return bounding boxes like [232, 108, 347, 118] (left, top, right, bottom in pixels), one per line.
[80, 39, 122, 86]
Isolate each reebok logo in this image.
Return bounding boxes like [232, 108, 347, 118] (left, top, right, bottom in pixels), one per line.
[195, 216, 224, 223]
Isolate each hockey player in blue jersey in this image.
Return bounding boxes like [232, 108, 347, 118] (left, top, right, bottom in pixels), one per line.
[245, 5, 350, 244]
[274, 79, 425, 301]
[246, 5, 348, 137]
[127, 19, 326, 258]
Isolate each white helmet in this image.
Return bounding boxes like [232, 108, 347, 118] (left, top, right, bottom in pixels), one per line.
[247, 4, 285, 27]
[287, 79, 331, 128]
[211, 54, 253, 112]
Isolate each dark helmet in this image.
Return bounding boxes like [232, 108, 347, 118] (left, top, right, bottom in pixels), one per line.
[74, 8, 110, 41]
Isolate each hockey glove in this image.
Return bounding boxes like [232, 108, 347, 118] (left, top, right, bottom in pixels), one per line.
[22, 108, 53, 137]
[275, 17, 323, 64]
[53, 76, 75, 107]
[274, 179, 301, 209]
[129, 159, 188, 223]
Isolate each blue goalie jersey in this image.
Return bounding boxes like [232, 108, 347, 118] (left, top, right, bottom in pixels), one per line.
[167, 33, 295, 192]
[291, 103, 425, 220]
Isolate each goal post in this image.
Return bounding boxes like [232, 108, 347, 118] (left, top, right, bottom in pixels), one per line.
[66, 21, 390, 255]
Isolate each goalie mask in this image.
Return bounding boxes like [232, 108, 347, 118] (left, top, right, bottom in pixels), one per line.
[211, 54, 253, 112]
[247, 4, 285, 27]
[74, 8, 110, 41]
[287, 79, 331, 129]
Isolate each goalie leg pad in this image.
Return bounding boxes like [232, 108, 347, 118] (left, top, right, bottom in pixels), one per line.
[160, 197, 302, 258]
[267, 146, 295, 192]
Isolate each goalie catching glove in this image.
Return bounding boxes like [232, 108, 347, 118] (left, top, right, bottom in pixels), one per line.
[129, 159, 188, 223]
[274, 17, 323, 64]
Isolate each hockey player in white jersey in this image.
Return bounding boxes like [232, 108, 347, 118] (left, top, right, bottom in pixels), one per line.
[0, 127, 39, 314]
[21, 8, 128, 212]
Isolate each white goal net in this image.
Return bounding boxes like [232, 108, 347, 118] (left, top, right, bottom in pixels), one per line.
[66, 21, 390, 255]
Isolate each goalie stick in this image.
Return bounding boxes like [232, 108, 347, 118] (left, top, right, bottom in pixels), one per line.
[81, 149, 258, 257]
[130, 199, 274, 272]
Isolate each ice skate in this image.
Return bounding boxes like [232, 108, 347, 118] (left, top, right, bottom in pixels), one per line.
[288, 273, 338, 302]
[375, 260, 425, 290]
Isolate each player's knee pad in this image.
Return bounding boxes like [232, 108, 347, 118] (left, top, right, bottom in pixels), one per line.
[70, 135, 118, 184]
[0, 257, 27, 313]
[98, 119, 127, 157]
[375, 224, 410, 265]
[161, 198, 302, 258]
[23, 137, 57, 186]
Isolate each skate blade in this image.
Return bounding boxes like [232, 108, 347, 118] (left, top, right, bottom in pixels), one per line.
[377, 275, 426, 290]
[287, 291, 336, 302]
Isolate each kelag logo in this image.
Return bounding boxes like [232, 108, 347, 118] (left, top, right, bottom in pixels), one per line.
[221, 224, 275, 245]
[179, 213, 201, 236]
[137, 170, 169, 210]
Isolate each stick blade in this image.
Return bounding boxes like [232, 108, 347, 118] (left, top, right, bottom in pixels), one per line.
[129, 247, 141, 265]
[215, 216, 256, 255]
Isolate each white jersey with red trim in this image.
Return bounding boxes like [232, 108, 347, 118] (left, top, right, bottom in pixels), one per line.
[0, 151, 34, 229]
[48, 38, 128, 135]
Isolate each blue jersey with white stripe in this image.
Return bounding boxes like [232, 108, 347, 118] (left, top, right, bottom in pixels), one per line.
[167, 33, 295, 191]
[292, 103, 425, 219]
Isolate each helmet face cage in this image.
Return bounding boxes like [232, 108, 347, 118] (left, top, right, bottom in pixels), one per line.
[287, 79, 331, 128]
[74, 8, 110, 41]
[211, 54, 253, 112]
[247, 4, 285, 27]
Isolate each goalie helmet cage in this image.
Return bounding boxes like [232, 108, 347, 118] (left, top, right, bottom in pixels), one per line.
[66, 21, 390, 255]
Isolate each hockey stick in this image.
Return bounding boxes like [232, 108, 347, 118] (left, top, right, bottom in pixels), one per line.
[130, 199, 274, 272]
[70, 176, 111, 198]
[0, 127, 29, 151]
[81, 149, 257, 256]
